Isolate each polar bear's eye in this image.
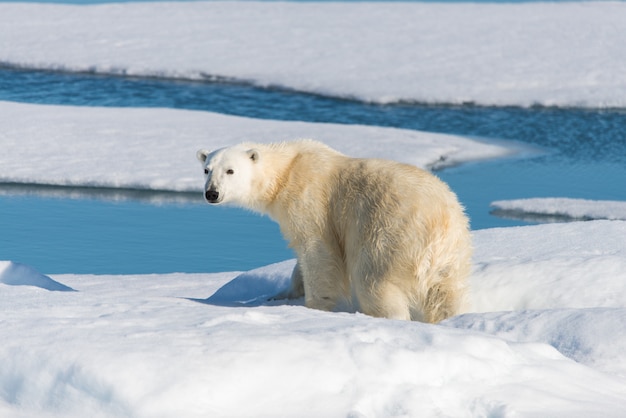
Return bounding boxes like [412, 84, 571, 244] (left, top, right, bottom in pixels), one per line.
[226, 169, 235, 175]
[204, 169, 209, 175]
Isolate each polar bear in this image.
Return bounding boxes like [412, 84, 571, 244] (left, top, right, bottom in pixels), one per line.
[197, 140, 471, 323]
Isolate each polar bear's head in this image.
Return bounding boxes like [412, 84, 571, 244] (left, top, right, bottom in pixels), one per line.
[196, 144, 260, 207]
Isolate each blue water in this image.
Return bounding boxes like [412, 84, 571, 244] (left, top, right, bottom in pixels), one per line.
[1, 69, 626, 274]
[1, 192, 290, 274]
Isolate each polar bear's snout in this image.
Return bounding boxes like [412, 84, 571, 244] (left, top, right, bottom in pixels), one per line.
[205, 189, 220, 203]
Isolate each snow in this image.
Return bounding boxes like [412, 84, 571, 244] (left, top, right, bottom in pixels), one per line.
[466, 221, 626, 313]
[0, 261, 74, 291]
[2, 220, 626, 417]
[0, 100, 513, 191]
[2, 1, 626, 415]
[449, 308, 626, 379]
[1, 1, 625, 107]
[491, 197, 626, 222]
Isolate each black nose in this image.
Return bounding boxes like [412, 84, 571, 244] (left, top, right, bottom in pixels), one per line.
[205, 190, 219, 202]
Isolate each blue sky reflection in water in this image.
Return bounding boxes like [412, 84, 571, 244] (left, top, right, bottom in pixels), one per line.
[1, 68, 625, 273]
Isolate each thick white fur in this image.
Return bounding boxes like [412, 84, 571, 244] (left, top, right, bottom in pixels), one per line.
[197, 140, 472, 323]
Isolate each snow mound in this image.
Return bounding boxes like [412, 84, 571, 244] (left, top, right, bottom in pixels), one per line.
[491, 197, 626, 222]
[0, 261, 74, 291]
[447, 308, 626, 379]
[202, 259, 295, 307]
[470, 220, 626, 312]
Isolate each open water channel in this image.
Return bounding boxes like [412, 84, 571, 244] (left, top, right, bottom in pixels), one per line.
[1, 67, 625, 274]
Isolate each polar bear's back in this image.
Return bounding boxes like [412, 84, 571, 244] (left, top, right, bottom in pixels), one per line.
[332, 157, 467, 232]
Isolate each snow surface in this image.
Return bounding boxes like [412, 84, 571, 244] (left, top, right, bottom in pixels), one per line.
[2, 1, 626, 415]
[491, 197, 626, 222]
[1, 1, 625, 107]
[2, 221, 626, 417]
[0, 101, 513, 191]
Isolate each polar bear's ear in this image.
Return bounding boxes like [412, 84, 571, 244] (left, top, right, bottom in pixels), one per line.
[196, 149, 210, 163]
[247, 148, 260, 163]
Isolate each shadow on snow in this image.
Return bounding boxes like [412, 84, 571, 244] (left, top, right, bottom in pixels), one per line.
[187, 259, 301, 308]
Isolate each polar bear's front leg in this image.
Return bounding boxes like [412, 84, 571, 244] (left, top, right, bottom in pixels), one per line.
[299, 247, 346, 312]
